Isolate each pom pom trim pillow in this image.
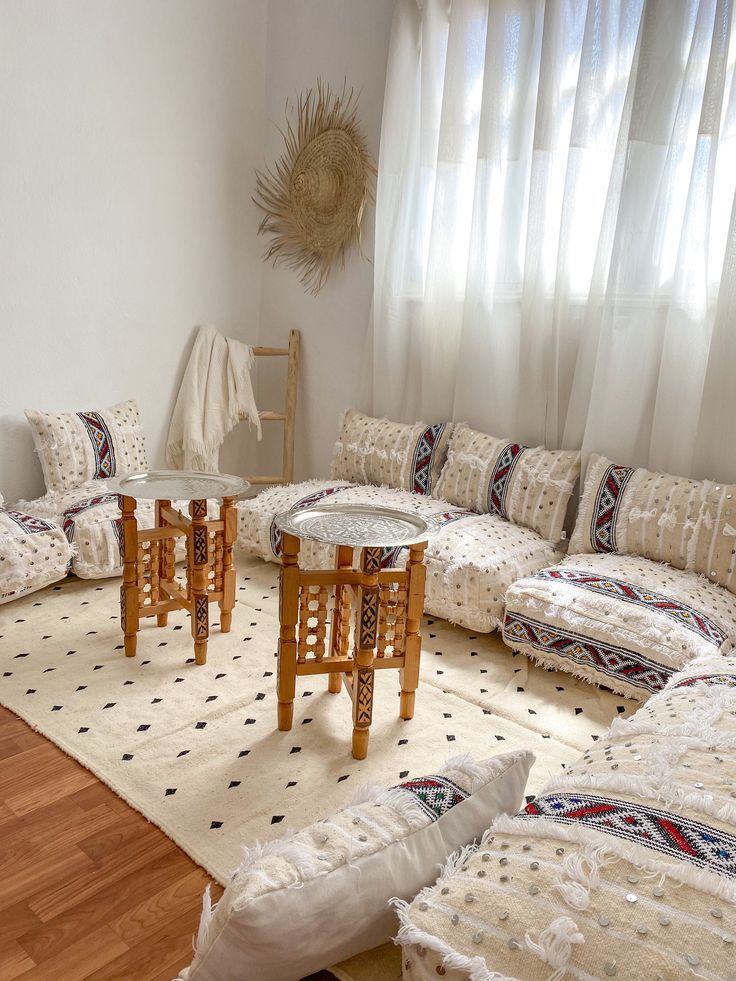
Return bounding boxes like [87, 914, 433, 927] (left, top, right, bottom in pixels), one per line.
[570, 452, 736, 594]
[179, 750, 533, 981]
[330, 409, 453, 495]
[434, 424, 580, 542]
[25, 399, 148, 495]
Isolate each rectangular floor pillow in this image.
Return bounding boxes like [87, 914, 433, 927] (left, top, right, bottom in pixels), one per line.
[179, 750, 533, 981]
[330, 409, 453, 495]
[0, 503, 73, 603]
[25, 399, 148, 494]
[570, 452, 736, 594]
[434, 423, 580, 543]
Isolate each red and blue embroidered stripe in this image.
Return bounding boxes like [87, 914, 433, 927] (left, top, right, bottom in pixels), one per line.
[522, 792, 736, 878]
[77, 411, 117, 480]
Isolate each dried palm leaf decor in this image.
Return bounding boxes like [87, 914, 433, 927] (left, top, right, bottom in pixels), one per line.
[253, 80, 376, 295]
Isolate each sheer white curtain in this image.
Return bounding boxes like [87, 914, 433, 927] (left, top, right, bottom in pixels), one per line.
[370, 0, 736, 480]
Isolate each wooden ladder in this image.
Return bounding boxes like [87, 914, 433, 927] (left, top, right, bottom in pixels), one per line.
[245, 328, 300, 487]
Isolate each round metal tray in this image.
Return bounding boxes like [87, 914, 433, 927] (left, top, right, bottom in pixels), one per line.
[274, 502, 430, 548]
[114, 470, 250, 502]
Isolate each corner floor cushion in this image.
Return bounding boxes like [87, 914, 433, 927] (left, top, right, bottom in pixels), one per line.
[181, 751, 534, 981]
[0, 503, 72, 603]
[503, 552, 736, 702]
[395, 654, 736, 981]
[20, 481, 217, 580]
[237, 481, 564, 633]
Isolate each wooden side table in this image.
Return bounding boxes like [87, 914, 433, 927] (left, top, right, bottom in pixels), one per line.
[275, 503, 430, 759]
[116, 471, 249, 664]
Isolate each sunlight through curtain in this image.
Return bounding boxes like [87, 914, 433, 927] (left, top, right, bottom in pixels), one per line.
[370, 0, 736, 480]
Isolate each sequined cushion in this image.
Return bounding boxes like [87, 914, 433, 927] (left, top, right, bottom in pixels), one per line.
[569, 453, 736, 595]
[25, 399, 148, 495]
[503, 551, 736, 701]
[0, 505, 72, 604]
[330, 409, 453, 495]
[180, 752, 533, 981]
[237, 481, 564, 633]
[395, 654, 736, 981]
[434, 424, 580, 543]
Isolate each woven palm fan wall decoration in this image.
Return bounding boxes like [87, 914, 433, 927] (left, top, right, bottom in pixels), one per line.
[253, 80, 376, 295]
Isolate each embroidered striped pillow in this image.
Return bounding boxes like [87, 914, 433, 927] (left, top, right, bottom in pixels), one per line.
[569, 453, 736, 595]
[25, 399, 148, 495]
[330, 408, 453, 495]
[433, 423, 580, 543]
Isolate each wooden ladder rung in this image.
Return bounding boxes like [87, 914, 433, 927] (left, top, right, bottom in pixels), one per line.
[252, 346, 289, 356]
[259, 410, 287, 421]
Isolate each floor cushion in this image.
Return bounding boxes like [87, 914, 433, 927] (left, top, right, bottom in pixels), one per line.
[0, 502, 72, 603]
[395, 654, 736, 981]
[20, 481, 217, 580]
[237, 482, 564, 632]
[503, 552, 736, 701]
[181, 751, 533, 981]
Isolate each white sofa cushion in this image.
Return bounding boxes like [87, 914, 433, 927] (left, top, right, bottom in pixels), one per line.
[237, 481, 564, 632]
[25, 398, 148, 494]
[434, 423, 580, 543]
[570, 452, 736, 595]
[395, 655, 736, 981]
[21, 481, 216, 580]
[330, 409, 453, 495]
[503, 551, 736, 701]
[181, 751, 533, 981]
[0, 504, 72, 604]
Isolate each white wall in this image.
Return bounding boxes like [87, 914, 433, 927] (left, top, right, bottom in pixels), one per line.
[0, 0, 394, 502]
[256, 0, 394, 480]
[0, 0, 268, 502]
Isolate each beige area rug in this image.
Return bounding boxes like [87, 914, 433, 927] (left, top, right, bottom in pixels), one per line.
[0, 552, 634, 975]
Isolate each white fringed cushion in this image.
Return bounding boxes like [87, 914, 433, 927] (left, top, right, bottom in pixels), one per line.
[25, 399, 148, 494]
[396, 656, 736, 981]
[0, 506, 72, 604]
[180, 751, 533, 981]
[570, 453, 736, 594]
[21, 482, 217, 580]
[434, 424, 580, 543]
[237, 482, 563, 633]
[502, 552, 736, 701]
[330, 409, 453, 495]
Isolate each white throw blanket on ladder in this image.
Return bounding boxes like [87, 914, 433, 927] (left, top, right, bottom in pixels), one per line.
[166, 325, 261, 472]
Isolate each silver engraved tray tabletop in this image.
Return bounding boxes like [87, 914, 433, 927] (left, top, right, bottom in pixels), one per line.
[113, 470, 250, 502]
[274, 502, 431, 548]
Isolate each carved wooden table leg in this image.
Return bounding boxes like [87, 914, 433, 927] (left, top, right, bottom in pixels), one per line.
[278, 532, 300, 731]
[120, 495, 140, 658]
[189, 499, 210, 666]
[328, 544, 353, 694]
[155, 499, 170, 628]
[400, 541, 427, 720]
[352, 546, 380, 760]
[219, 496, 237, 633]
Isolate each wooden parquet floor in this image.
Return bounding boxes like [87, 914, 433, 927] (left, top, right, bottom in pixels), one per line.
[0, 705, 341, 980]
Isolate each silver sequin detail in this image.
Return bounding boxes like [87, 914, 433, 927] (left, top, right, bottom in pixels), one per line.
[659, 915, 670, 926]
[598, 916, 610, 927]
[626, 893, 638, 903]
[627, 875, 639, 883]
[465, 893, 475, 903]
[418, 902, 429, 911]
[687, 955, 700, 967]
[508, 939, 520, 951]
[481, 853, 491, 862]
[499, 857, 508, 865]
[652, 887, 664, 897]
[498, 911, 509, 921]
[528, 885, 540, 895]
[358, 834, 367, 842]
[477, 870, 486, 878]
[555, 847, 565, 856]
[472, 931, 484, 945]
[636, 925, 648, 936]
[530, 861, 540, 870]
[604, 962, 617, 976]
[711, 908, 723, 919]
[440, 886, 450, 895]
